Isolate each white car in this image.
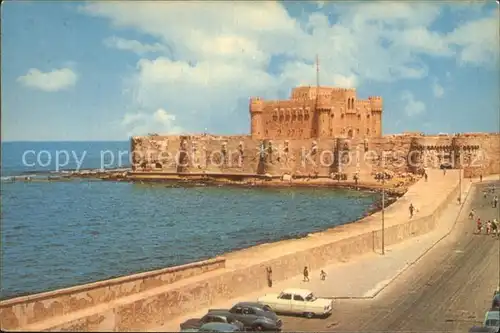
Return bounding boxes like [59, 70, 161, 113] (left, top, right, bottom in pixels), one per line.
[257, 288, 333, 318]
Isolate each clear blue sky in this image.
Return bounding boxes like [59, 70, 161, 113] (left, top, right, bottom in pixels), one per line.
[2, 1, 499, 141]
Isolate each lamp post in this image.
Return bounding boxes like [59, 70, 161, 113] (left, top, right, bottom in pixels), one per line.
[381, 173, 386, 255]
[497, 236, 500, 292]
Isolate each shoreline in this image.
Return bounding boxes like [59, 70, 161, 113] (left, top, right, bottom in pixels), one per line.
[2, 167, 411, 196]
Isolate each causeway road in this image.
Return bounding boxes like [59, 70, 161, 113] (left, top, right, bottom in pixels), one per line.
[283, 180, 500, 332]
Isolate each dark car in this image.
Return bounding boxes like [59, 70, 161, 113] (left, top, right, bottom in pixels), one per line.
[180, 312, 244, 331]
[209, 302, 282, 331]
[199, 323, 242, 332]
[492, 292, 500, 309]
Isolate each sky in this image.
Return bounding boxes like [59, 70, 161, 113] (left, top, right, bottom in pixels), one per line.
[1, 1, 499, 141]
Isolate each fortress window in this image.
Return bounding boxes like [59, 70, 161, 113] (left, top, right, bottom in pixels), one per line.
[292, 113, 297, 121]
[358, 114, 361, 119]
[357, 129, 360, 134]
[367, 114, 370, 119]
[341, 114, 344, 119]
[305, 113, 309, 121]
[367, 129, 370, 135]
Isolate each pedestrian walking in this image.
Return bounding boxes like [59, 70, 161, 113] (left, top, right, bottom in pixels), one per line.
[487, 220, 492, 235]
[303, 266, 310, 282]
[492, 219, 498, 236]
[493, 195, 498, 208]
[320, 270, 327, 281]
[409, 203, 415, 219]
[476, 218, 482, 234]
[469, 209, 475, 219]
[266, 267, 273, 287]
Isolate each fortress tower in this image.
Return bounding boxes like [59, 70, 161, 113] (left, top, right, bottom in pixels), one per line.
[316, 96, 331, 138]
[248, 86, 383, 140]
[249, 97, 264, 139]
[369, 96, 383, 137]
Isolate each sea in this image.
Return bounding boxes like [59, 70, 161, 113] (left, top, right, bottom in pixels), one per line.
[0, 141, 378, 300]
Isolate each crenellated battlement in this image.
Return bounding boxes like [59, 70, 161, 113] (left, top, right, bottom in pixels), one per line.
[249, 97, 264, 113]
[369, 96, 383, 111]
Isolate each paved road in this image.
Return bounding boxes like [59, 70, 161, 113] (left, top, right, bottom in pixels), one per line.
[281, 180, 500, 332]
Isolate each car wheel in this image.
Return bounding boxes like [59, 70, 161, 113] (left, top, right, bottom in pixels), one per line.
[253, 324, 264, 331]
[304, 312, 314, 319]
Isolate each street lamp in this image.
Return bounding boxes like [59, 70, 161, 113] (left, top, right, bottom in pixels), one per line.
[382, 176, 385, 255]
[381, 172, 387, 255]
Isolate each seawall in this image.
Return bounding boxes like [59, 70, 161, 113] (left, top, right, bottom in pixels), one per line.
[0, 170, 465, 331]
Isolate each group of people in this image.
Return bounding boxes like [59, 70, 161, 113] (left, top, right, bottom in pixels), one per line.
[265, 266, 328, 288]
[468, 182, 499, 235]
[303, 266, 327, 282]
[473, 215, 499, 235]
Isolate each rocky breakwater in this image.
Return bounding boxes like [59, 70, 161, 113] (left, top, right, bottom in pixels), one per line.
[1, 168, 132, 183]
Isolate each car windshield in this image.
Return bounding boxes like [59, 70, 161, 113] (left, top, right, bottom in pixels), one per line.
[305, 293, 316, 301]
[485, 319, 500, 327]
[262, 305, 272, 312]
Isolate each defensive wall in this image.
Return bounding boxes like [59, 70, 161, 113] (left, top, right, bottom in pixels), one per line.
[129, 133, 500, 181]
[0, 169, 471, 331]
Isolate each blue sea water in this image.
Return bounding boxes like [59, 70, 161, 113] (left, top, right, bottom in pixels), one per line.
[0, 141, 378, 300]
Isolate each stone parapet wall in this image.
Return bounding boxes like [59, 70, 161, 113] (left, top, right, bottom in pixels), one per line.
[0, 258, 225, 331]
[130, 133, 500, 180]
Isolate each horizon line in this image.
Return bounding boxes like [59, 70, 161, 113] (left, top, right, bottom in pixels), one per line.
[2, 130, 499, 143]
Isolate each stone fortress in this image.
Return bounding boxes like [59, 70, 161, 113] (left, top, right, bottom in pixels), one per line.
[130, 85, 500, 181]
[249, 86, 382, 140]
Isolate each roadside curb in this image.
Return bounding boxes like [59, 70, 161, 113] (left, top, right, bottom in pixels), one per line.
[329, 181, 477, 301]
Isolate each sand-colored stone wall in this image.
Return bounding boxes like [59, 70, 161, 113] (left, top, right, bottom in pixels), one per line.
[130, 133, 500, 180]
[0, 258, 225, 331]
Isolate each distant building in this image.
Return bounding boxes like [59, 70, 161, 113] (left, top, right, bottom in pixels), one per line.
[249, 86, 382, 140]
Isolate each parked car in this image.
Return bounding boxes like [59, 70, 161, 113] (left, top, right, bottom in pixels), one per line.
[180, 329, 200, 332]
[257, 288, 333, 318]
[492, 292, 500, 309]
[180, 312, 244, 331]
[209, 302, 282, 331]
[483, 310, 500, 329]
[198, 323, 242, 332]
